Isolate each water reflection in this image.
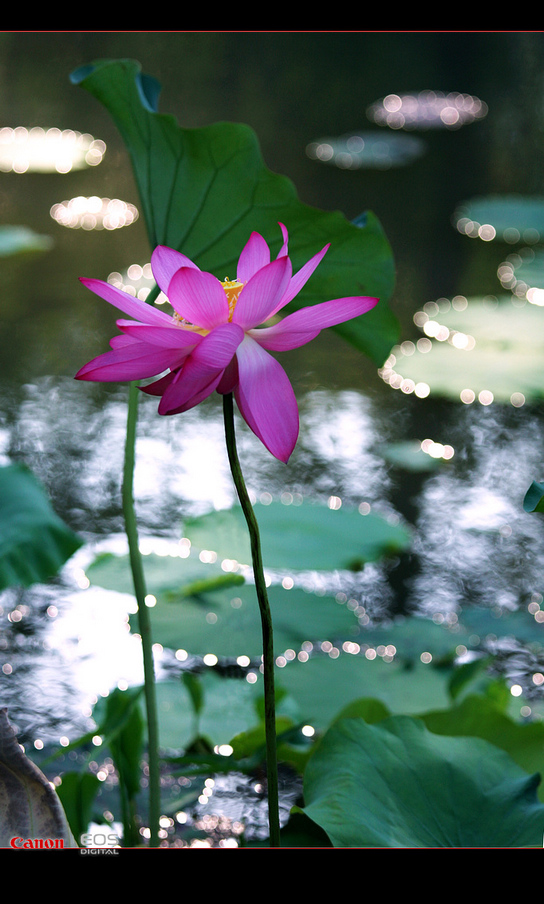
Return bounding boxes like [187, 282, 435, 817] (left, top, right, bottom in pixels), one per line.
[5, 363, 544, 749]
[0, 378, 399, 741]
[405, 402, 544, 620]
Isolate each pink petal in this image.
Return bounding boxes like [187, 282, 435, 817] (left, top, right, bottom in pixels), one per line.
[75, 341, 188, 382]
[249, 296, 379, 351]
[79, 278, 173, 326]
[234, 336, 299, 463]
[217, 357, 239, 395]
[236, 230, 271, 283]
[158, 322, 244, 415]
[109, 333, 136, 348]
[151, 245, 200, 295]
[267, 243, 330, 318]
[116, 319, 202, 349]
[276, 223, 289, 258]
[140, 370, 177, 396]
[232, 256, 292, 330]
[167, 267, 229, 329]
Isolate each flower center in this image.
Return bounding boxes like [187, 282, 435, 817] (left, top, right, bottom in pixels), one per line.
[170, 277, 244, 332]
[221, 277, 244, 320]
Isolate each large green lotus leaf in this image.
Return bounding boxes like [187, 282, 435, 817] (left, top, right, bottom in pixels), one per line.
[0, 463, 83, 591]
[420, 693, 544, 802]
[386, 295, 544, 403]
[182, 500, 412, 573]
[301, 714, 544, 847]
[71, 58, 397, 365]
[86, 550, 363, 658]
[454, 194, 544, 242]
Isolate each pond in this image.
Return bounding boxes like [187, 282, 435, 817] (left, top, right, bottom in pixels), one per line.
[2, 31, 544, 847]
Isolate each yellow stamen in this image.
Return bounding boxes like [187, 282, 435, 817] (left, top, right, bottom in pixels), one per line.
[221, 277, 244, 320]
[171, 310, 205, 334]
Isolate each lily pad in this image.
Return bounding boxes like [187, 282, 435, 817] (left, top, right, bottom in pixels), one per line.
[457, 603, 544, 650]
[276, 651, 453, 731]
[380, 295, 544, 404]
[0, 225, 53, 257]
[182, 499, 412, 573]
[87, 550, 364, 659]
[0, 463, 83, 591]
[155, 670, 266, 750]
[306, 131, 426, 170]
[301, 714, 544, 847]
[378, 440, 449, 471]
[454, 194, 544, 243]
[498, 246, 544, 304]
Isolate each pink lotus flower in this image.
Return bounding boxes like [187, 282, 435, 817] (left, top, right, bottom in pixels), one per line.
[76, 224, 378, 462]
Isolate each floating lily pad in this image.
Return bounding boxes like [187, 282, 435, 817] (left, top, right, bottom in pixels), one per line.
[454, 194, 544, 243]
[86, 550, 363, 658]
[458, 603, 544, 650]
[380, 295, 544, 405]
[378, 440, 450, 471]
[498, 246, 544, 303]
[306, 131, 426, 170]
[0, 225, 53, 257]
[155, 670, 266, 750]
[182, 500, 412, 573]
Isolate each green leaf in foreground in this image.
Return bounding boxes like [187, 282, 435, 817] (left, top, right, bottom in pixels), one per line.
[302, 714, 544, 847]
[420, 693, 544, 802]
[71, 58, 398, 365]
[0, 463, 83, 591]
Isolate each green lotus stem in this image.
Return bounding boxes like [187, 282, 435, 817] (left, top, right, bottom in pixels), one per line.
[122, 380, 161, 848]
[222, 392, 281, 847]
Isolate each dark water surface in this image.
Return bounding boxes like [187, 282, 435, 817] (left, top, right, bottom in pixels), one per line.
[2, 31, 544, 842]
